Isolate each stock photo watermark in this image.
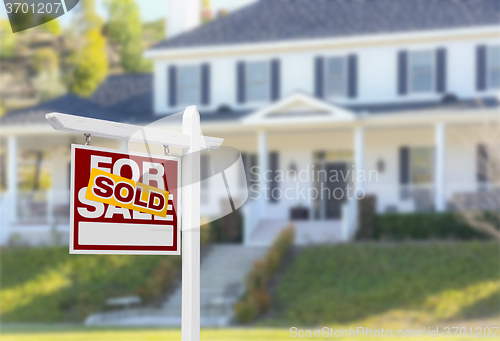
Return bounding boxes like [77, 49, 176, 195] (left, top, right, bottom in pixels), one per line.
[248, 165, 379, 202]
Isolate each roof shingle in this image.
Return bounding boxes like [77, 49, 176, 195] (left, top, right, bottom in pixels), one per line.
[151, 0, 500, 50]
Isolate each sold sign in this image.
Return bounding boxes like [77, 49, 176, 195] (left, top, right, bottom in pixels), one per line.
[86, 168, 170, 218]
[70, 145, 180, 255]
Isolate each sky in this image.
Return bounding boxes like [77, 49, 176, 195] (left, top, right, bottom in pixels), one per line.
[1, 0, 256, 27]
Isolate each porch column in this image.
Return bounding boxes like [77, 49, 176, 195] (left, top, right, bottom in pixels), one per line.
[7, 135, 18, 226]
[258, 130, 268, 218]
[435, 122, 446, 212]
[354, 126, 364, 193]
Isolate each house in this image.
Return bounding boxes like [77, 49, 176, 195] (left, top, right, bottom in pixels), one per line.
[1, 0, 499, 246]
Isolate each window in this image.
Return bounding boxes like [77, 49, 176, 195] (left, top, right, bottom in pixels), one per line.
[477, 144, 500, 184]
[325, 57, 346, 97]
[177, 65, 200, 104]
[410, 147, 434, 184]
[246, 61, 269, 102]
[409, 50, 434, 93]
[488, 45, 500, 89]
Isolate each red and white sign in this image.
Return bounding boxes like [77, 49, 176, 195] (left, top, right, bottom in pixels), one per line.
[70, 145, 181, 255]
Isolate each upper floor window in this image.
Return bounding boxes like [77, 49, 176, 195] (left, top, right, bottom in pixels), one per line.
[409, 50, 434, 93]
[178, 65, 200, 105]
[325, 56, 347, 98]
[488, 45, 500, 89]
[246, 61, 269, 102]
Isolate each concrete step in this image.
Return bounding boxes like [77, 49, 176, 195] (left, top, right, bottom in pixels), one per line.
[86, 244, 268, 327]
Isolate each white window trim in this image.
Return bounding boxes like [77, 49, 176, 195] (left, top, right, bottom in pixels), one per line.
[408, 49, 436, 94]
[487, 45, 500, 90]
[324, 55, 348, 99]
[177, 65, 201, 105]
[245, 60, 271, 104]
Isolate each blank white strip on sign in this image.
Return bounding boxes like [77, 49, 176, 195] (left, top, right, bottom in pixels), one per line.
[79, 222, 174, 246]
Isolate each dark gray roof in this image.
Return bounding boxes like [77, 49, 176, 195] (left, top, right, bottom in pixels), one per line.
[89, 74, 153, 120]
[151, 0, 500, 50]
[0, 94, 125, 125]
[0, 74, 250, 126]
[347, 96, 500, 114]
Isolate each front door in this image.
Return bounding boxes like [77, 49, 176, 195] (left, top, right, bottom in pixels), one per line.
[323, 162, 348, 219]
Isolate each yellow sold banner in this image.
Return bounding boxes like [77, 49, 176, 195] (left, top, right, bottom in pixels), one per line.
[85, 168, 169, 218]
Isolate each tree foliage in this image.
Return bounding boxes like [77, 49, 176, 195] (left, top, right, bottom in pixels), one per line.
[0, 19, 16, 58]
[105, 0, 150, 73]
[68, 0, 108, 97]
[69, 28, 108, 97]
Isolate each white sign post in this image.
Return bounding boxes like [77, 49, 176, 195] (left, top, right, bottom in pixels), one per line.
[46, 105, 221, 341]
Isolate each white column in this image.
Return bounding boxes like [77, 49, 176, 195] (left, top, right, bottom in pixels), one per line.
[181, 106, 201, 341]
[258, 131, 268, 218]
[120, 140, 128, 151]
[354, 126, 365, 193]
[8, 136, 17, 223]
[435, 122, 446, 212]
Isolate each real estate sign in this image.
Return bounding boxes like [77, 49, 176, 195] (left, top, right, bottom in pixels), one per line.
[70, 145, 181, 255]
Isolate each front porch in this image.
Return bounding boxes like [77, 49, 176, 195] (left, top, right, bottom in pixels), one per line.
[1, 93, 499, 246]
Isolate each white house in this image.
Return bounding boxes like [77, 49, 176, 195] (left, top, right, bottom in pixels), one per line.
[1, 0, 499, 246]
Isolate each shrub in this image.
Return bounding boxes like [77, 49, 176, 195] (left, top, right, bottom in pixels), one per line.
[373, 212, 490, 241]
[234, 297, 255, 324]
[234, 224, 295, 323]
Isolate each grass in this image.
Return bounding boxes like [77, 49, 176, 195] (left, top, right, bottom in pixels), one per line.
[272, 241, 500, 326]
[0, 246, 181, 323]
[0, 325, 496, 341]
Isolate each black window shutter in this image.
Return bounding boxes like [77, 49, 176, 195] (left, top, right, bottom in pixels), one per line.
[477, 144, 489, 183]
[436, 48, 447, 93]
[271, 59, 280, 101]
[314, 56, 324, 98]
[269, 151, 279, 202]
[201, 63, 210, 105]
[347, 54, 358, 98]
[397, 51, 408, 95]
[399, 147, 410, 185]
[476, 45, 487, 91]
[168, 65, 177, 107]
[237, 61, 246, 103]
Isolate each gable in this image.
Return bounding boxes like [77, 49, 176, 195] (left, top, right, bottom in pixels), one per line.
[242, 92, 355, 126]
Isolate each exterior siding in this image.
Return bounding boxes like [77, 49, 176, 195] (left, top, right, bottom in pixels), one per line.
[153, 35, 500, 115]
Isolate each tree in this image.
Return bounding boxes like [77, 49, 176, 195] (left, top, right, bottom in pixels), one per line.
[32, 48, 66, 100]
[105, 0, 150, 73]
[68, 28, 108, 97]
[67, 0, 108, 97]
[0, 19, 16, 58]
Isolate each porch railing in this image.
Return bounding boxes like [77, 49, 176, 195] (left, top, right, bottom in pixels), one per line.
[15, 190, 70, 225]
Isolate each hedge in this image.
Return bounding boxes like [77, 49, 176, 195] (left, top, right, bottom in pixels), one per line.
[234, 225, 295, 323]
[373, 212, 491, 241]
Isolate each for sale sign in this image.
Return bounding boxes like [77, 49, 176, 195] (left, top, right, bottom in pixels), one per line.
[70, 145, 180, 255]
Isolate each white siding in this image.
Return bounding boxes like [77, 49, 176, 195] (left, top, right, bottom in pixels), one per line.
[153, 35, 500, 115]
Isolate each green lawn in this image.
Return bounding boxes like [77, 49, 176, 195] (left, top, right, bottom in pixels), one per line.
[272, 241, 500, 326]
[0, 247, 181, 322]
[0, 325, 495, 341]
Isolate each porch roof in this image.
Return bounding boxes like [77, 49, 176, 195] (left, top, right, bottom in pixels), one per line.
[0, 94, 125, 126]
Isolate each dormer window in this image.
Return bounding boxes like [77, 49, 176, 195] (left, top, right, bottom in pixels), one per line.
[409, 50, 434, 93]
[325, 56, 347, 98]
[246, 61, 270, 102]
[488, 45, 500, 89]
[178, 65, 200, 105]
